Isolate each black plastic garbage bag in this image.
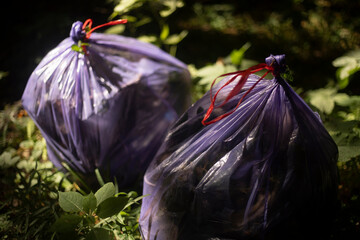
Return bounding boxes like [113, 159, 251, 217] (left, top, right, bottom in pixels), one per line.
[21, 19, 191, 189]
[140, 54, 338, 239]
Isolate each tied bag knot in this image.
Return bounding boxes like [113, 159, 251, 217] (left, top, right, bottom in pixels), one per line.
[70, 19, 128, 42]
[265, 54, 286, 77]
[202, 54, 287, 126]
[70, 21, 86, 42]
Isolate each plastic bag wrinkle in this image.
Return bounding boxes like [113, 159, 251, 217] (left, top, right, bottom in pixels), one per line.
[22, 21, 191, 189]
[140, 73, 338, 239]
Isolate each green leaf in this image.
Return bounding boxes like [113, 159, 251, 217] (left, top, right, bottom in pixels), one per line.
[50, 214, 82, 233]
[19, 140, 34, 149]
[336, 68, 349, 89]
[163, 30, 188, 45]
[325, 118, 360, 162]
[26, 119, 35, 139]
[95, 169, 105, 187]
[334, 93, 352, 107]
[160, 24, 169, 41]
[83, 192, 97, 213]
[230, 42, 251, 65]
[71, 44, 82, 53]
[114, 0, 143, 14]
[159, 0, 184, 17]
[30, 139, 46, 161]
[59, 191, 84, 212]
[333, 56, 356, 68]
[338, 146, 360, 162]
[94, 182, 115, 206]
[307, 88, 337, 114]
[105, 24, 125, 35]
[333, 51, 360, 89]
[0, 151, 20, 168]
[133, 16, 152, 27]
[196, 63, 226, 86]
[96, 196, 128, 218]
[86, 228, 114, 240]
[137, 35, 157, 44]
[195, 62, 237, 89]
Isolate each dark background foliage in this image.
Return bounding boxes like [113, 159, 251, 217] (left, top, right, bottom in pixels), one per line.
[1, 0, 360, 108]
[0, 0, 112, 107]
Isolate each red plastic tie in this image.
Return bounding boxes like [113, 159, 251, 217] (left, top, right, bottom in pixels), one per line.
[201, 63, 275, 126]
[82, 18, 128, 40]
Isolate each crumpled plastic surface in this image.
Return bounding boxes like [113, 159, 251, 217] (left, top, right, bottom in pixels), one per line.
[140, 70, 338, 239]
[22, 21, 191, 189]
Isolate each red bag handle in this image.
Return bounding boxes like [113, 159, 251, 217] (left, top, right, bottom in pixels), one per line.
[201, 54, 286, 126]
[82, 18, 128, 40]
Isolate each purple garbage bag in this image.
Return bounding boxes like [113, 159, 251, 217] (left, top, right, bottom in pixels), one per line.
[21, 19, 191, 189]
[140, 55, 338, 239]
